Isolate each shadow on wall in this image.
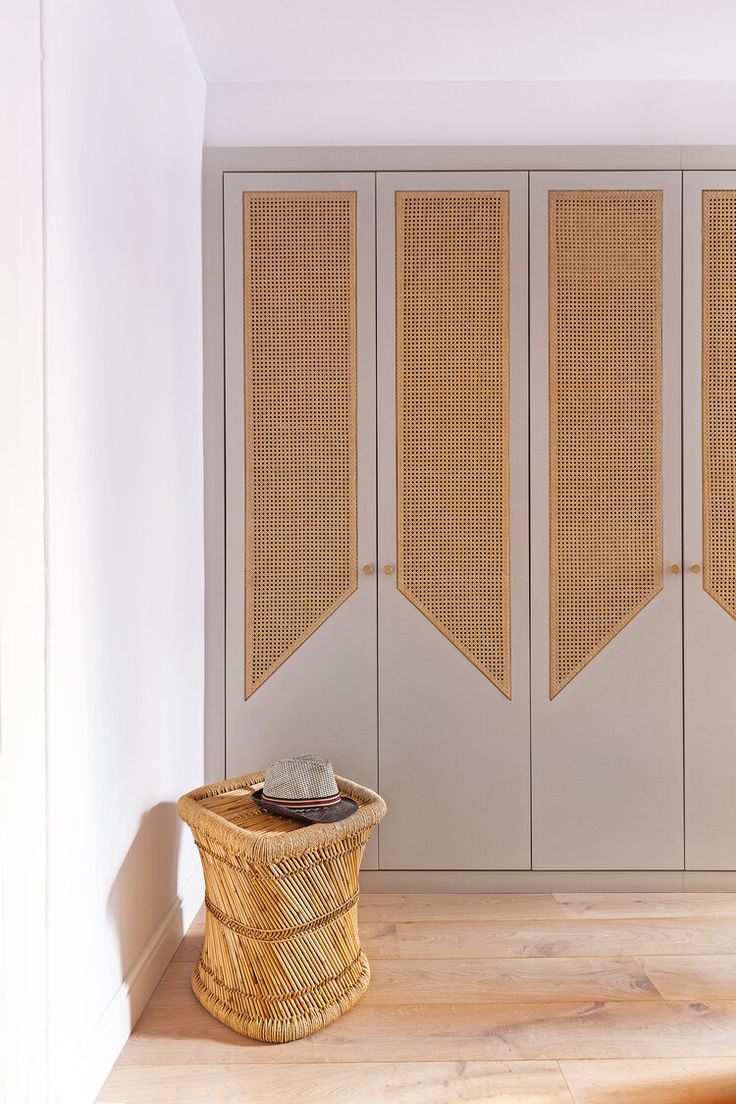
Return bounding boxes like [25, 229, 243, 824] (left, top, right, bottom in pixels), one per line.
[106, 802, 182, 1030]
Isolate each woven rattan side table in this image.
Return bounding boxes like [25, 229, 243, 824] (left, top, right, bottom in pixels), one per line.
[178, 770, 386, 1043]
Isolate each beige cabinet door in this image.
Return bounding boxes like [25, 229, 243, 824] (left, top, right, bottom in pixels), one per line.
[530, 172, 684, 870]
[223, 173, 378, 865]
[376, 172, 530, 870]
[684, 172, 736, 870]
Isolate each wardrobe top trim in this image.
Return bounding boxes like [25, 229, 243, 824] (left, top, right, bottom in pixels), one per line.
[207, 146, 736, 174]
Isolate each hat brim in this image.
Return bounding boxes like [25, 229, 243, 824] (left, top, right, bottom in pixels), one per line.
[251, 787, 359, 825]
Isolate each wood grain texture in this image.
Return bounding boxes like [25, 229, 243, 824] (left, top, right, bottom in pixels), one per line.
[363, 957, 658, 1004]
[99, 1060, 575, 1104]
[560, 1058, 736, 1104]
[154, 955, 658, 1007]
[395, 918, 736, 959]
[555, 892, 736, 918]
[358, 892, 565, 922]
[98, 894, 736, 1103]
[638, 955, 736, 1001]
[112, 999, 736, 1065]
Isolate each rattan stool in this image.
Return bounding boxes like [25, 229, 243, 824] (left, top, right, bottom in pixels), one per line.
[178, 770, 386, 1043]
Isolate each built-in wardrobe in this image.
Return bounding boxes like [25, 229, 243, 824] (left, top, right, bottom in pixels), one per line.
[220, 165, 736, 876]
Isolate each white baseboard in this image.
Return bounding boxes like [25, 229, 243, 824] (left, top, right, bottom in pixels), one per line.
[67, 865, 204, 1104]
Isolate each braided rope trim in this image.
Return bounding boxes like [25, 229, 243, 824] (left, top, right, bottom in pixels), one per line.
[195, 834, 366, 879]
[196, 949, 365, 1005]
[191, 955, 370, 1042]
[204, 889, 360, 942]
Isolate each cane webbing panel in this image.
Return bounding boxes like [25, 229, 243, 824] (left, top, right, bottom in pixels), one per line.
[702, 190, 736, 619]
[549, 189, 663, 698]
[242, 191, 357, 698]
[395, 191, 511, 697]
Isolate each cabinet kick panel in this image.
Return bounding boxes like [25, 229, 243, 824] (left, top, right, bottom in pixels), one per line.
[242, 191, 358, 698]
[395, 190, 511, 697]
[548, 189, 664, 698]
[702, 190, 736, 620]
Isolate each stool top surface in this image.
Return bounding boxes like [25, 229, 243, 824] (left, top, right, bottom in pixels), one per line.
[198, 785, 313, 836]
[179, 771, 386, 860]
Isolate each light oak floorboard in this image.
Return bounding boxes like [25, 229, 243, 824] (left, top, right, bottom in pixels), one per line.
[153, 956, 658, 1006]
[554, 893, 736, 919]
[98, 895, 736, 1103]
[364, 957, 658, 1003]
[169, 929, 204, 963]
[395, 918, 736, 959]
[98, 1060, 575, 1104]
[560, 1058, 736, 1104]
[639, 955, 736, 1001]
[358, 892, 566, 922]
[114, 1000, 736, 1065]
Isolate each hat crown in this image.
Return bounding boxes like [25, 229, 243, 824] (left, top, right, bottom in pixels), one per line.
[262, 755, 339, 802]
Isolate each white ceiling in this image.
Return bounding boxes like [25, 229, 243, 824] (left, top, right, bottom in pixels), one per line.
[174, 0, 736, 85]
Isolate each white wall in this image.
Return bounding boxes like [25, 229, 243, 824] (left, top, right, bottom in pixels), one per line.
[0, 3, 46, 1102]
[206, 80, 736, 147]
[42, 3, 205, 1101]
[177, 0, 736, 84]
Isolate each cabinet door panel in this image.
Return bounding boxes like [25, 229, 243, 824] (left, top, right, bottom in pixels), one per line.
[684, 171, 736, 870]
[377, 172, 530, 870]
[224, 173, 378, 865]
[530, 171, 683, 871]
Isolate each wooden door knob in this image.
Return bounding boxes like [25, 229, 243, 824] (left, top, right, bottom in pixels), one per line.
[690, 564, 702, 574]
[362, 564, 375, 575]
[669, 564, 680, 575]
[382, 564, 395, 575]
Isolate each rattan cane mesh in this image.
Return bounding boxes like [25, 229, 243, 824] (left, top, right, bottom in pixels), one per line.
[395, 190, 511, 697]
[242, 192, 358, 698]
[549, 189, 663, 698]
[702, 190, 736, 619]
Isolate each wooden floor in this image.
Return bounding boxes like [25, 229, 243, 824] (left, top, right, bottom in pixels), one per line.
[98, 893, 736, 1103]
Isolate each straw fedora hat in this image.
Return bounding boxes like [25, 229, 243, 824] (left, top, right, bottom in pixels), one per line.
[252, 755, 358, 825]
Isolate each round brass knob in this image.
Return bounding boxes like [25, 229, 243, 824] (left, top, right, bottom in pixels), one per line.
[669, 564, 681, 575]
[691, 563, 702, 575]
[362, 564, 375, 576]
[382, 564, 395, 576]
